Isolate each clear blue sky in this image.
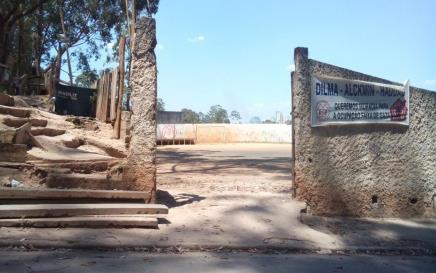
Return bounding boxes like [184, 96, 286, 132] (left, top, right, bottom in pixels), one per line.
[76, 0, 435, 122]
[153, 0, 436, 122]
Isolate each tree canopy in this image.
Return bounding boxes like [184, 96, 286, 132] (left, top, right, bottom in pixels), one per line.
[230, 110, 241, 123]
[204, 105, 230, 123]
[249, 116, 262, 124]
[179, 103, 241, 124]
[157, 98, 165, 111]
[0, 0, 160, 93]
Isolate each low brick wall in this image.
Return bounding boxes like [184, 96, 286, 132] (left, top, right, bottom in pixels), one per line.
[292, 47, 436, 217]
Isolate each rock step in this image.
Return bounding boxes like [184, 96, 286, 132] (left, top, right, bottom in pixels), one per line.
[0, 105, 30, 118]
[85, 137, 126, 158]
[0, 187, 149, 200]
[0, 120, 32, 144]
[2, 116, 47, 128]
[0, 93, 14, 106]
[30, 127, 65, 137]
[0, 144, 28, 163]
[32, 160, 110, 173]
[0, 123, 15, 143]
[0, 215, 158, 228]
[0, 187, 150, 200]
[0, 162, 32, 169]
[46, 173, 123, 190]
[0, 199, 145, 205]
[0, 203, 168, 218]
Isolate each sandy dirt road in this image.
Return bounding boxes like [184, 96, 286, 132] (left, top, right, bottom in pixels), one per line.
[2, 250, 436, 273]
[157, 143, 293, 195]
[1, 143, 435, 252]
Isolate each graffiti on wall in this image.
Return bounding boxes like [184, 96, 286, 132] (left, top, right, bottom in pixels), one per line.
[157, 124, 291, 143]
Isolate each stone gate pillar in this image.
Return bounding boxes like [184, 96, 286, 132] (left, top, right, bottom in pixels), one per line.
[123, 17, 157, 202]
[292, 47, 310, 200]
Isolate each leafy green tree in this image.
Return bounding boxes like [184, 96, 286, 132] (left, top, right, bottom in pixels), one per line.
[181, 108, 200, 123]
[0, 0, 49, 70]
[230, 110, 241, 123]
[157, 98, 165, 111]
[198, 112, 206, 122]
[250, 116, 262, 124]
[0, 0, 161, 92]
[75, 70, 98, 87]
[205, 105, 230, 123]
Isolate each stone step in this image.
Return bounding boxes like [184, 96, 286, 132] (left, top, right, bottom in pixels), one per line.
[0, 203, 168, 218]
[30, 127, 65, 137]
[0, 105, 30, 118]
[0, 144, 28, 163]
[0, 162, 32, 169]
[0, 215, 158, 228]
[46, 173, 123, 190]
[28, 136, 113, 162]
[0, 187, 149, 200]
[0, 123, 15, 143]
[2, 116, 48, 128]
[0, 199, 145, 205]
[33, 160, 110, 173]
[85, 137, 126, 158]
[0, 93, 14, 106]
[14, 122, 31, 144]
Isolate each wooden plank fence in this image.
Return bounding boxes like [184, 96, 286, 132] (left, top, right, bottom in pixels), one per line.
[95, 68, 119, 123]
[94, 36, 126, 141]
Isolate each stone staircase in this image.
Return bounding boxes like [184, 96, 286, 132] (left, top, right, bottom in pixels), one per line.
[0, 93, 166, 228]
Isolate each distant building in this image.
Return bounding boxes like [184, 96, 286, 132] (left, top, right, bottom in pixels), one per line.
[275, 111, 284, 124]
[157, 111, 182, 124]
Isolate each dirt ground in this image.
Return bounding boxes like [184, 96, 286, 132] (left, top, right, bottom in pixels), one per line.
[157, 143, 293, 195]
[2, 250, 436, 273]
[1, 143, 436, 251]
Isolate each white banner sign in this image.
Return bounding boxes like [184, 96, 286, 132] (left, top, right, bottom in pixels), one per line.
[311, 76, 409, 127]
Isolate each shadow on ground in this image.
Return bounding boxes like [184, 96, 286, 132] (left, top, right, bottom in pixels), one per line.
[300, 214, 436, 251]
[157, 148, 291, 176]
[157, 190, 206, 208]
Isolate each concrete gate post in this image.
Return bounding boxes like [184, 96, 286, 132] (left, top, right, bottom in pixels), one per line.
[292, 47, 310, 199]
[123, 17, 157, 202]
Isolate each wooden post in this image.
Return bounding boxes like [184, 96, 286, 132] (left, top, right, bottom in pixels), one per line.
[113, 36, 126, 139]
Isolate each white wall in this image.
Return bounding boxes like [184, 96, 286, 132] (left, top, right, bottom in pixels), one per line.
[157, 124, 292, 144]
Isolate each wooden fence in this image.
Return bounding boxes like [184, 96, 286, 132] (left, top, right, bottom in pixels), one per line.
[95, 68, 120, 123]
[90, 36, 125, 140]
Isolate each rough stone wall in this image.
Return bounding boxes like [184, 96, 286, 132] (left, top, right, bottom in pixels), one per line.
[120, 111, 131, 142]
[122, 18, 157, 202]
[292, 47, 436, 217]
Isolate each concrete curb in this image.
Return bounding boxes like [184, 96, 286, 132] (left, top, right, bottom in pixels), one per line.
[1, 240, 434, 256]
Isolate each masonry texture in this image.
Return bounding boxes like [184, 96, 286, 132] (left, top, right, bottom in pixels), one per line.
[122, 17, 157, 201]
[292, 47, 436, 217]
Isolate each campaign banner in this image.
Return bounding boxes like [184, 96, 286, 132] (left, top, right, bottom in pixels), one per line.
[311, 76, 409, 127]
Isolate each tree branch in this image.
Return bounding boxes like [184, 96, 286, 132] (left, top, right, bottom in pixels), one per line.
[4, 4, 19, 23]
[8, 0, 51, 27]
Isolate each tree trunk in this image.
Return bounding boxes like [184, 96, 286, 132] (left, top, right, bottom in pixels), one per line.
[17, 4, 23, 78]
[0, 23, 10, 75]
[0, 34, 5, 79]
[33, 5, 44, 78]
[113, 35, 126, 139]
[49, 43, 63, 97]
